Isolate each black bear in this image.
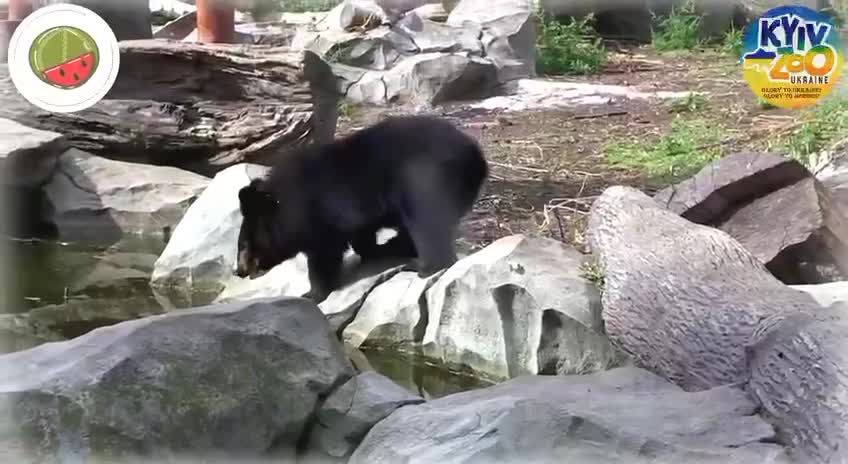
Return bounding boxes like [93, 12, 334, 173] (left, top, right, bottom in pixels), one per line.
[235, 114, 489, 303]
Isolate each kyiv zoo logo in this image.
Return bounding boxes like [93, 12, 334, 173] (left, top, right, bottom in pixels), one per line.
[7, 4, 120, 113]
[742, 5, 843, 109]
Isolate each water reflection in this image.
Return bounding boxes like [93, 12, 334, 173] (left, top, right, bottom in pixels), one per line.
[2, 238, 490, 399]
[351, 346, 493, 400]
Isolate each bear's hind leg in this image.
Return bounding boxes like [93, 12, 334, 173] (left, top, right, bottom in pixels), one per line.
[399, 200, 460, 278]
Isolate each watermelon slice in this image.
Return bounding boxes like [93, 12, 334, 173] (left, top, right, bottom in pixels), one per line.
[42, 52, 96, 88]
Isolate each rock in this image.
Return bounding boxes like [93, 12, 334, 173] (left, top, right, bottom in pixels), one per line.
[349, 366, 790, 464]
[347, 52, 500, 106]
[35, 0, 152, 40]
[214, 253, 312, 303]
[0, 118, 66, 189]
[26, 296, 168, 340]
[150, 163, 269, 290]
[0, 314, 64, 355]
[42, 149, 210, 241]
[319, 259, 408, 336]
[340, 29, 418, 69]
[469, 78, 693, 112]
[342, 269, 439, 349]
[325, 0, 388, 31]
[70, 252, 158, 294]
[0, 298, 354, 461]
[588, 186, 822, 391]
[0, 40, 339, 176]
[396, 14, 482, 54]
[422, 235, 625, 380]
[654, 152, 848, 284]
[411, 2, 448, 21]
[790, 281, 848, 308]
[375, 0, 439, 20]
[446, 0, 536, 82]
[214, 250, 409, 337]
[748, 306, 848, 464]
[0, 119, 67, 239]
[308, 371, 424, 459]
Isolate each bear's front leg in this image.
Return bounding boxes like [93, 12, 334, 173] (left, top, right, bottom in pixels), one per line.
[301, 245, 345, 304]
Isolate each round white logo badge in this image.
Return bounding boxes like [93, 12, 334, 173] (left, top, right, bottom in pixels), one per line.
[7, 4, 120, 114]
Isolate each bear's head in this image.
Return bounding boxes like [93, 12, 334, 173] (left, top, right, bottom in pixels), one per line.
[235, 179, 298, 279]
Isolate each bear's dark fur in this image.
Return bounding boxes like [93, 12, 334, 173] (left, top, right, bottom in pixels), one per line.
[236, 114, 489, 303]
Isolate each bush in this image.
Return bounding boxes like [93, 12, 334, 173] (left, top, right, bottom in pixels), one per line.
[651, 0, 703, 52]
[536, 12, 606, 76]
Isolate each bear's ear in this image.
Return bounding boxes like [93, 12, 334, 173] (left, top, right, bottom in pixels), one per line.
[238, 183, 278, 216]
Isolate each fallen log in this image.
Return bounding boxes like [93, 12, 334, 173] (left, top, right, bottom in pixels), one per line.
[0, 39, 340, 176]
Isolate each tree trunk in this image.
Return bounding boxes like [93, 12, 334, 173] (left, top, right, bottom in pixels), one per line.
[0, 40, 340, 176]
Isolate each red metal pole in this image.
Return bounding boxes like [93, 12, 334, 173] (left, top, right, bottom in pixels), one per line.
[196, 0, 234, 44]
[8, 0, 33, 21]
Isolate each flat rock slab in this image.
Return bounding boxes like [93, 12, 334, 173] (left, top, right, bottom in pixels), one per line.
[0, 297, 354, 461]
[0, 40, 339, 176]
[0, 118, 67, 189]
[654, 151, 848, 284]
[790, 281, 848, 308]
[468, 79, 693, 112]
[349, 366, 790, 464]
[587, 185, 821, 391]
[44, 148, 210, 241]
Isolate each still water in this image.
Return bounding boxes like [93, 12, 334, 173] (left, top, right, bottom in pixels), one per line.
[2, 237, 490, 399]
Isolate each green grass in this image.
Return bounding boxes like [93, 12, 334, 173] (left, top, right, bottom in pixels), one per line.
[719, 24, 743, 58]
[248, 0, 342, 20]
[535, 12, 606, 76]
[579, 260, 604, 294]
[604, 116, 724, 181]
[651, 0, 703, 52]
[668, 93, 708, 113]
[769, 95, 848, 163]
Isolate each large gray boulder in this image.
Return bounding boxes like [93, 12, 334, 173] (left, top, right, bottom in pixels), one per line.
[338, 51, 499, 106]
[422, 235, 625, 380]
[43, 149, 210, 241]
[654, 152, 848, 284]
[446, 0, 536, 82]
[150, 163, 269, 291]
[748, 305, 848, 464]
[0, 298, 355, 461]
[349, 366, 790, 464]
[0, 118, 68, 238]
[588, 186, 821, 391]
[0, 118, 66, 189]
[308, 371, 424, 459]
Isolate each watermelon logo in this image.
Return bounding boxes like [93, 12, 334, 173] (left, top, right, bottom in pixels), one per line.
[7, 4, 120, 114]
[29, 26, 99, 90]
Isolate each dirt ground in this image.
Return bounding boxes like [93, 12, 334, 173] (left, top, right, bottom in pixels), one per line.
[336, 44, 805, 253]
